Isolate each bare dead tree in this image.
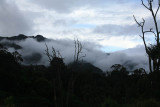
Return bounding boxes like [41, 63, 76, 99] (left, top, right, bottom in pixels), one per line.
[133, 0, 160, 72]
[44, 43, 75, 107]
[44, 43, 63, 62]
[44, 43, 64, 107]
[74, 38, 86, 63]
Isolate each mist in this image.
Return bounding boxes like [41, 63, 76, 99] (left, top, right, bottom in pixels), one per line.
[0, 37, 149, 72]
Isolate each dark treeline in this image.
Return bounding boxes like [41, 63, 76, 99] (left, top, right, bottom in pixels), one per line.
[1, 44, 160, 107]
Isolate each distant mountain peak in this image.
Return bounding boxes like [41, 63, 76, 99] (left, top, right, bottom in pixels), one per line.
[34, 35, 46, 42]
[0, 34, 47, 50]
[0, 34, 46, 42]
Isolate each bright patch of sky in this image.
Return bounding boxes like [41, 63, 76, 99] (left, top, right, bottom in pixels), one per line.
[101, 46, 126, 53]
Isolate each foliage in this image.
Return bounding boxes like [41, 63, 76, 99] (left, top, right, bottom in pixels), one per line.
[1, 44, 160, 106]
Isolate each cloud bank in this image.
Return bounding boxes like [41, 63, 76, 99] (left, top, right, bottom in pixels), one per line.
[0, 38, 149, 72]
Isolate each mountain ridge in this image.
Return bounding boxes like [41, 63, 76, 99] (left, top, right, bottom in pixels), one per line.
[0, 34, 47, 42]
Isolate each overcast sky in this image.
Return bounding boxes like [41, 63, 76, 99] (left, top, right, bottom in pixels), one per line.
[0, 0, 160, 52]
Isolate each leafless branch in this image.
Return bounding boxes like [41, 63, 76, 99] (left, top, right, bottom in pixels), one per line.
[45, 43, 63, 62]
[52, 46, 56, 58]
[133, 15, 149, 54]
[79, 54, 86, 60]
[45, 43, 52, 62]
[133, 15, 141, 27]
[141, 0, 151, 10]
[155, 5, 160, 17]
[57, 50, 63, 59]
[74, 38, 86, 63]
[139, 35, 143, 39]
[144, 30, 156, 37]
[133, 0, 160, 72]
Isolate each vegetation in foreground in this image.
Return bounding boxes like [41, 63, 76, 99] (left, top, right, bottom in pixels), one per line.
[1, 44, 160, 107]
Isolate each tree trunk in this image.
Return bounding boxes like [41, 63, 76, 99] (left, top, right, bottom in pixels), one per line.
[149, 56, 153, 73]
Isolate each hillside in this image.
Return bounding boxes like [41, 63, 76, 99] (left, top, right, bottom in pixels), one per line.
[0, 43, 160, 107]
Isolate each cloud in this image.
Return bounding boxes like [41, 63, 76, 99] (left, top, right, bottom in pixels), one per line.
[28, 0, 138, 13]
[93, 17, 160, 37]
[118, 45, 146, 56]
[93, 24, 140, 36]
[53, 19, 77, 27]
[11, 0, 151, 46]
[29, 0, 103, 13]
[0, 0, 34, 36]
[0, 37, 149, 72]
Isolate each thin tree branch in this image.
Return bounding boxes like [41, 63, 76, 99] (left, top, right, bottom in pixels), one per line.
[45, 43, 52, 62]
[133, 15, 143, 27]
[139, 35, 143, 39]
[155, 5, 160, 17]
[141, 0, 151, 10]
[144, 30, 156, 37]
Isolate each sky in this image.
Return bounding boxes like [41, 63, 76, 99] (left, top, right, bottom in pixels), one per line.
[0, 0, 160, 52]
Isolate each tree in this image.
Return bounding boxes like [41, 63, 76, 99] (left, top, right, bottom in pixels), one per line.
[133, 0, 160, 72]
[74, 39, 86, 63]
[12, 51, 23, 64]
[44, 43, 62, 64]
[44, 44, 64, 107]
[44, 44, 75, 107]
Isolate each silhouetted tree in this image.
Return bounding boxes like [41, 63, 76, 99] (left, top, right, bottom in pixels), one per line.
[74, 39, 86, 63]
[44, 43, 62, 63]
[133, 0, 160, 72]
[45, 44, 75, 107]
[12, 51, 23, 64]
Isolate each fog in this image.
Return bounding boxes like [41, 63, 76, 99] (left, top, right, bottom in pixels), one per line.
[0, 38, 149, 72]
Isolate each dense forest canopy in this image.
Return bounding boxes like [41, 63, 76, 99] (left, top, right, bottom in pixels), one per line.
[1, 42, 160, 107]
